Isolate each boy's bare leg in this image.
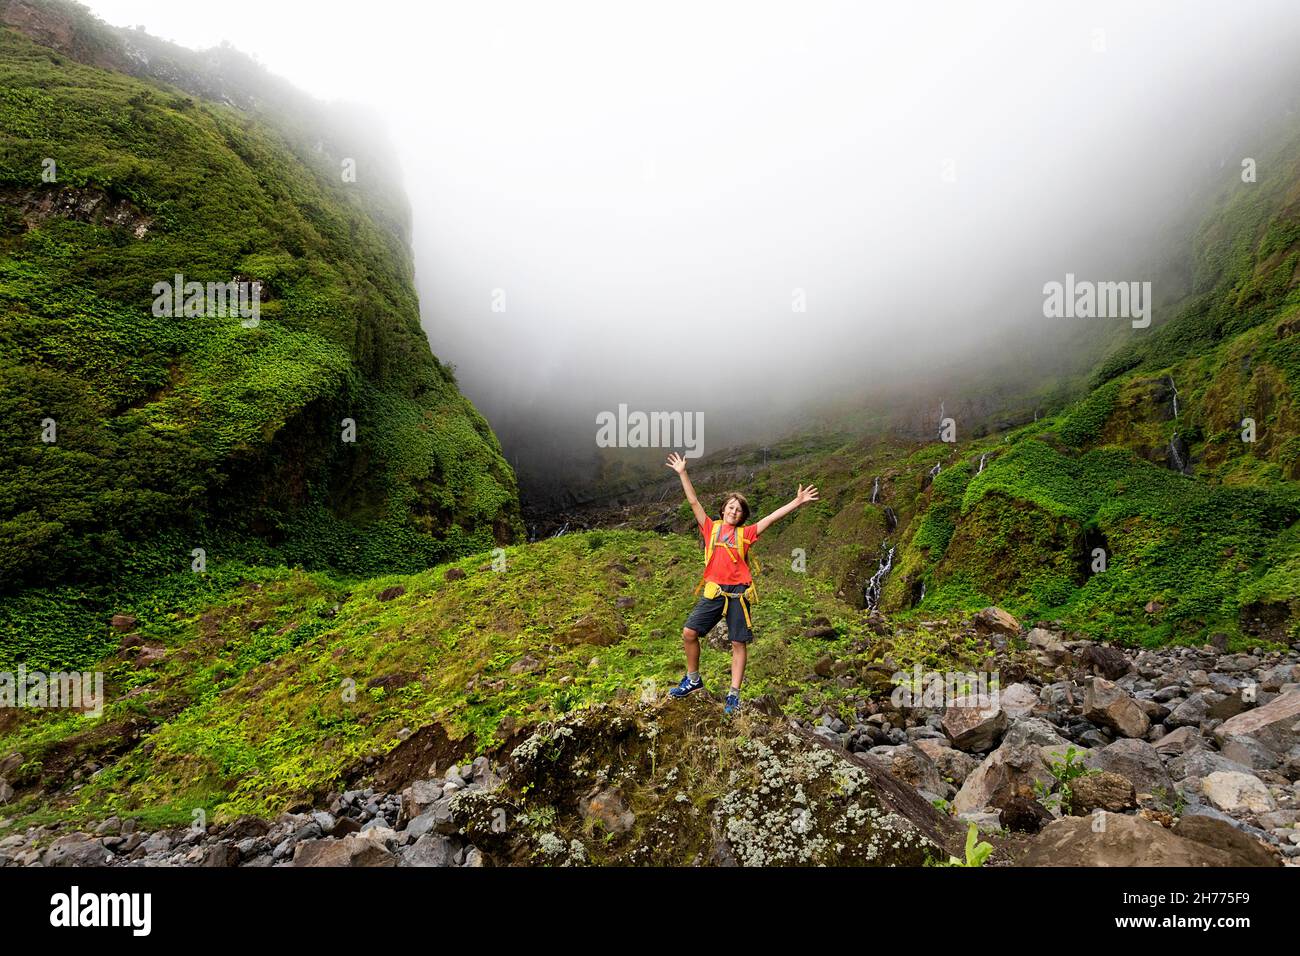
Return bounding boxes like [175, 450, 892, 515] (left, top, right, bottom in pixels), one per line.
[730, 641, 747, 691]
[682, 627, 701, 674]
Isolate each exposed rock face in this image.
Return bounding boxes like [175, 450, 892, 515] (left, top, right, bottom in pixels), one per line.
[1171, 815, 1282, 867]
[446, 697, 962, 866]
[579, 788, 636, 835]
[0, 0, 132, 70]
[1021, 812, 1277, 867]
[1, 186, 153, 236]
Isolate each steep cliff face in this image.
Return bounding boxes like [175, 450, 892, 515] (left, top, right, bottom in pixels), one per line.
[0, 1, 523, 597]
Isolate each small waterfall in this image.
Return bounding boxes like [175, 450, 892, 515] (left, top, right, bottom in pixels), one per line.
[977, 453, 987, 474]
[883, 506, 898, 532]
[1169, 376, 1180, 418]
[919, 580, 926, 604]
[871, 476, 880, 503]
[864, 544, 895, 612]
[921, 462, 940, 490]
[1169, 432, 1191, 474]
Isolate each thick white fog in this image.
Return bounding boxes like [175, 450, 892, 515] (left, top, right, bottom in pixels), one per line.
[82, 0, 1300, 497]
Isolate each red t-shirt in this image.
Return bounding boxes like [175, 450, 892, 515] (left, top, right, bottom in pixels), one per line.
[698, 517, 760, 586]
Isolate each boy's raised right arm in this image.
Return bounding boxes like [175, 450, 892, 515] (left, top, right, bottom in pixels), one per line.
[666, 452, 709, 528]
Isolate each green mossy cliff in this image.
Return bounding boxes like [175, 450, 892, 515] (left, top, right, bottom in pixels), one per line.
[0, 6, 522, 621]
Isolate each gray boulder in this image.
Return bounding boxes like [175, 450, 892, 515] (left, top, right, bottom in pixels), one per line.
[1085, 738, 1172, 797]
[1083, 678, 1149, 739]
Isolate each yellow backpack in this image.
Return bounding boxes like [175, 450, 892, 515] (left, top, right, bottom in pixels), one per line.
[694, 519, 761, 626]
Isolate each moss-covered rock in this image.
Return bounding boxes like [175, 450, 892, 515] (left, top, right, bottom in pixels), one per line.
[454, 695, 957, 866]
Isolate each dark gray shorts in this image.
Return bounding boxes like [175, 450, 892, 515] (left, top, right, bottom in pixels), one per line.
[684, 584, 754, 643]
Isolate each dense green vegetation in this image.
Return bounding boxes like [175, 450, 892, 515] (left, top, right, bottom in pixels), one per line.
[0, 20, 522, 662]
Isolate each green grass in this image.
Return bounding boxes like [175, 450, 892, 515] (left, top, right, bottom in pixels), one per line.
[4, 529, 972, 829]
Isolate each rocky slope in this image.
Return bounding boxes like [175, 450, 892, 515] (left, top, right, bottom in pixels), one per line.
[3, 605, 1296, 866]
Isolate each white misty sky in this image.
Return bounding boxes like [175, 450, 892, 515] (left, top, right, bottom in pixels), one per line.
[78, 0, 1300, 466]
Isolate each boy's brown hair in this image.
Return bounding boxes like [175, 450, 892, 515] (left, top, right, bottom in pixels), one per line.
[719, 491, 751, 523]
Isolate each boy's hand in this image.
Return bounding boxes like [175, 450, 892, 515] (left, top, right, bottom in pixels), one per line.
[795, 484, 819, 506]
[665, 452, 688, 474]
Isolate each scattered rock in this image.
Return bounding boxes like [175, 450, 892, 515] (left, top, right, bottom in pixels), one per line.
[401, 832, 458, 867]
[973, 607, 1020, 636]
[952, 720, 1065, 816]
[1069, 771, 1137, 814]
[292, 833, 396, 867]
[1172, 815, 1281, 867]
[1085, 739, 1172, 798]
[1083, 677, 1150, 739]
[995, 793, 1053, 833]
[579, 787, 636, 835]
[1021, 812, 1265, 866]
[999, 683, 1040, 720]
[1201, 771, 1276, 814]
[941, 696, 1007, 753]
[509, 655, 542, 675]
[1027, 628, 1071, 665]
[1213, 690, 1300, 757]
[1079, 644, 1130, 680]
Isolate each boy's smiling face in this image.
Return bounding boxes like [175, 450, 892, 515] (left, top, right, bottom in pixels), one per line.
[722, 497, 744, 526]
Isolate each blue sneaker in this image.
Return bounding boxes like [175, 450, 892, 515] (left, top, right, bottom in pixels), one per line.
[669, 674, 704, 698]
[724, 692, 740, 715]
